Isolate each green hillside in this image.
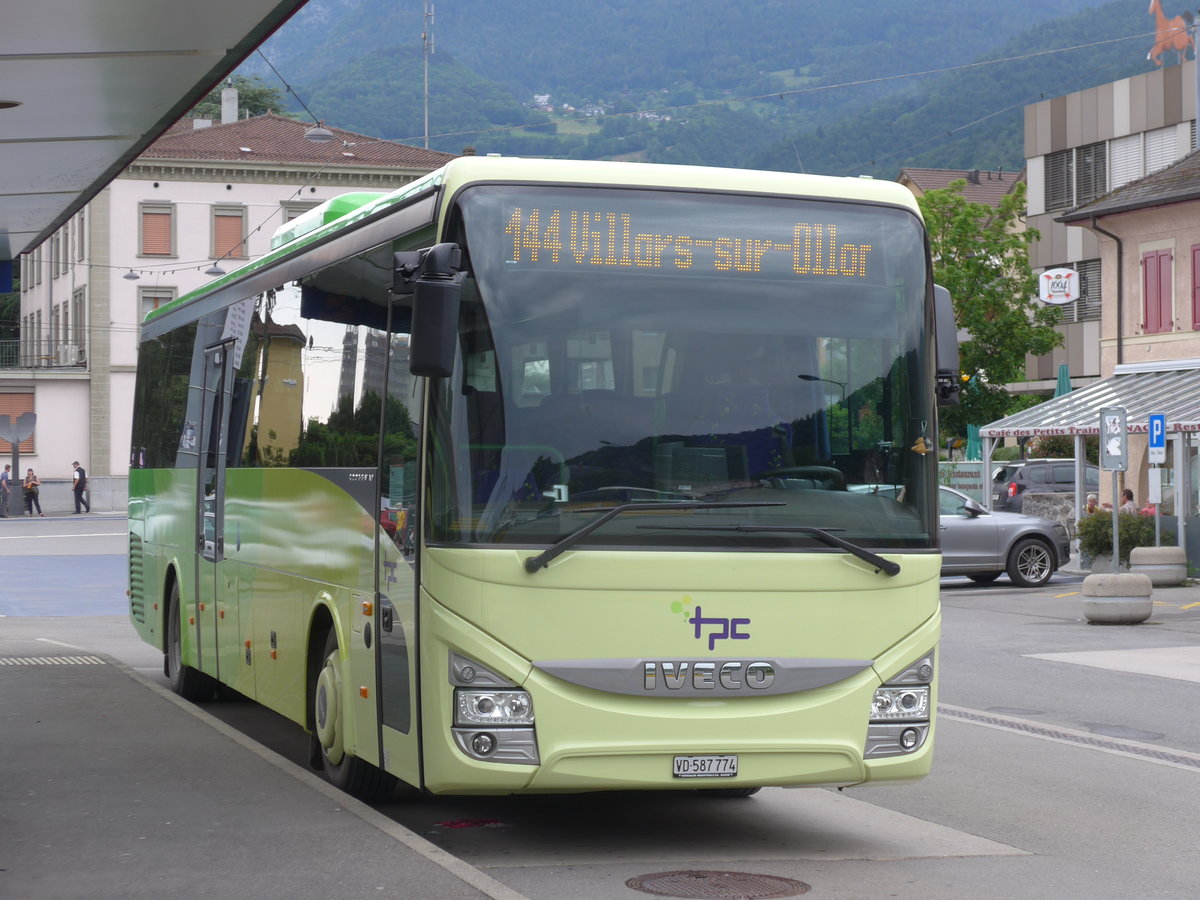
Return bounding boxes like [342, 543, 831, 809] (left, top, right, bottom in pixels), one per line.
[244, 0, 1175, 169]
[752, 0, 1159, 176]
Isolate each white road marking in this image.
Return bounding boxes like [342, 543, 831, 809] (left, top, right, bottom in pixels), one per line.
[1028, 646, 1200, 684]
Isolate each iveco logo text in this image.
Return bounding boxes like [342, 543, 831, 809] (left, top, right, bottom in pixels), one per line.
[689, 604, 750, 650]
[643, 661, 776, 691]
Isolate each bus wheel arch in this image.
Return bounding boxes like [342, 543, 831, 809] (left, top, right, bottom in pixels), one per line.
[306, 609, 396, 801]
[163, 567, 216, 701]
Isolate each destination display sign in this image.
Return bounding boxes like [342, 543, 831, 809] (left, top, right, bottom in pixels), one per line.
[499, 203, 887, 284]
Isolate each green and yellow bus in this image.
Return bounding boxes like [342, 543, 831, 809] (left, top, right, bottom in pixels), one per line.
[129, 156, 956, 800]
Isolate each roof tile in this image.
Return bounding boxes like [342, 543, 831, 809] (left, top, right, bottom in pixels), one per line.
[140, 113, 457, 168]
[897, 167, 1023, 208]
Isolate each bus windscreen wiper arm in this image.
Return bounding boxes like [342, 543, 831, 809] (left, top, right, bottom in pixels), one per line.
[637, 523, 901, 576]
[523, 501, 785, 574]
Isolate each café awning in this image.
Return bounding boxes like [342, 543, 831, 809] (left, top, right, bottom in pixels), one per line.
[980, 362, 1200, 438]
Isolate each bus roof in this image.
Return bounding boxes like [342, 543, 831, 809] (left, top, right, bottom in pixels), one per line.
[436, 156, 920, 212]
[142, 157, 920, 327]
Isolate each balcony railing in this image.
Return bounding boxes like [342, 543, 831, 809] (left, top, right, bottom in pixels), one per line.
[0, 340, 88, 369]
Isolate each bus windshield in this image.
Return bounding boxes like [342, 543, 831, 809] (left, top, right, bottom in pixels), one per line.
[426, 184, 935, 553]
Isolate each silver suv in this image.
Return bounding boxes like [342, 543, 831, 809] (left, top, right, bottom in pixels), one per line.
[993, 459, 1099, 513]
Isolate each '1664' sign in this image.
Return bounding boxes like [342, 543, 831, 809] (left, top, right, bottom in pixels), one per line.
[1039, 267, 1080, 305]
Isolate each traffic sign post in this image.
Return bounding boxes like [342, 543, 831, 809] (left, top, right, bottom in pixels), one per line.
[1100, 408, 1127, 570]
[1148, 413, 1166, 546]
[1148, 413, 1166, 464]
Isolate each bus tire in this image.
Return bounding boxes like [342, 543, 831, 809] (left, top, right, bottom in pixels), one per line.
[311, 628, 396, 802]
[165, 580, 216, 702]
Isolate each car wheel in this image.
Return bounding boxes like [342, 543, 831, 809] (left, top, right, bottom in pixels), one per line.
[968, 572, 1002, 584]
[1007, 538, 1055, 588]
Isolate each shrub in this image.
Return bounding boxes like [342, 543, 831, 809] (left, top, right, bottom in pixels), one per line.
[1028, 434, 1099, 463]
[1077, 511, 1173, 567]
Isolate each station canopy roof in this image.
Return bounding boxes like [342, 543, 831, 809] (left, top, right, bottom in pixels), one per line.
[980, 363, 1200, 438]
[0, 0, 309, 263]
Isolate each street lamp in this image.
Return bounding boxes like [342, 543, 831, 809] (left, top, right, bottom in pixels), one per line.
[303, 123, 336, 144]
[798, 373, 850, 454]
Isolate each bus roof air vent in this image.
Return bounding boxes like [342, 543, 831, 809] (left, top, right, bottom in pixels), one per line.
[270, 192, 387, 250]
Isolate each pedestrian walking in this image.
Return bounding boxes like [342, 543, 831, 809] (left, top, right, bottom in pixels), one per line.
[23, 468, 43, 516]
[0, 463, 10, 517]
[71, 460, 90, 514]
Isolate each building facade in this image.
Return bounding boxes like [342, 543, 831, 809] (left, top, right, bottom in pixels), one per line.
[5, 110, 454, 508]
[1022, 60, 1197, 394]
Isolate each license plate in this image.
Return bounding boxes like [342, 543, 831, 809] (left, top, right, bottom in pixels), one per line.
[673, 755, 738, 778]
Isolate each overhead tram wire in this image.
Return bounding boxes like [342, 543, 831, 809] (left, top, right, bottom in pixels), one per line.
[256, 49, 327, 132]
[109, 28, 1162, 282]
[843, 44, 1172, 174]
[389, 29, 1157, 147]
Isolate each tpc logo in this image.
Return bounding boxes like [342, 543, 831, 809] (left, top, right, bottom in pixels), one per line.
[688, 604, 750, 651]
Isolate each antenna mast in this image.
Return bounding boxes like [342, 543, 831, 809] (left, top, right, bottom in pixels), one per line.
[423, 2, 435, 149]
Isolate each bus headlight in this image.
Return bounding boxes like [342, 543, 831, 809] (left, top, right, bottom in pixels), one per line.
[455, 689, 535, 726]
[870, 686, 929, 720]
[865, 649, 935, 759]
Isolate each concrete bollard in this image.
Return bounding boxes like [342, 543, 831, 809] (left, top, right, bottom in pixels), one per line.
[1081, 573, 1153, 624]
[1129, 546, 1188, 587]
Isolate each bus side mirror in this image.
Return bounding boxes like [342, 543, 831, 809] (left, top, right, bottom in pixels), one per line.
[933, 285, 960, 407]
[396, 243, 464, 378]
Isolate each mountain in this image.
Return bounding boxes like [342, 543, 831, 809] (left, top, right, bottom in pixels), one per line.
[751, 0, 1160, 176]
[244, 0, 1171, 170]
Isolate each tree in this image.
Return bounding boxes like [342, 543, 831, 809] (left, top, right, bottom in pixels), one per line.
[190, 75, 290, 120]
[918, 180, 1062, 435]
[0, 278, 17, 343]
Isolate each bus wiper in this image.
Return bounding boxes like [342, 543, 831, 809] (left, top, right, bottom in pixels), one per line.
[636, 523, 901, 577]
[523, 501, 785, 574]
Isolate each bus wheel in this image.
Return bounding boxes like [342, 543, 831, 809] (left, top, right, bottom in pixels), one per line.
[165, 581, 215, 702]
[311, 629, 397, 802]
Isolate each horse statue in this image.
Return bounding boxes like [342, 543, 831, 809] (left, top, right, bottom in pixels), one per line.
[1148, 0, 1194, 67]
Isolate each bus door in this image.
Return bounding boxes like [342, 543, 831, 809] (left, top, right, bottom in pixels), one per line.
[376, 381, 421, 787]
[194, 340, 235, 682]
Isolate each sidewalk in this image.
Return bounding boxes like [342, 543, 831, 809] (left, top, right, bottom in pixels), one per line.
[0, 637, 526, 900]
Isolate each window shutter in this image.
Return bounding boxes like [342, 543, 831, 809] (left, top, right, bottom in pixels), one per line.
[1143, 249, 1172, 334]
[1143, 251, 1160, 333]
[1109, 135, 1143, 189]
[1075, 258, 1101, 322]
[1044, 150, 1073, 211]
[1158, 250, 1173, 332]
[1075, 142, 1107, 205]
[1144, 126, 1178, 176]
[1193, 245, 1200, 330]
[0, 393, 36, 453]
[141, 209, 172, 256]
[214, 211, 246, 259]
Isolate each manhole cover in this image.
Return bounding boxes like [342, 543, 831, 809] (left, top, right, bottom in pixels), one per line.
[626, 870, 810, 899]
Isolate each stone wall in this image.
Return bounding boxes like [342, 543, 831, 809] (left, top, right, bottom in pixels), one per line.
[1022, 492, 1078, 537]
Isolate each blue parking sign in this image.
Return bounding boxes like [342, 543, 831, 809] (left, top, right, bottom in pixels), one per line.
[1149, 413, 1166, 464]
